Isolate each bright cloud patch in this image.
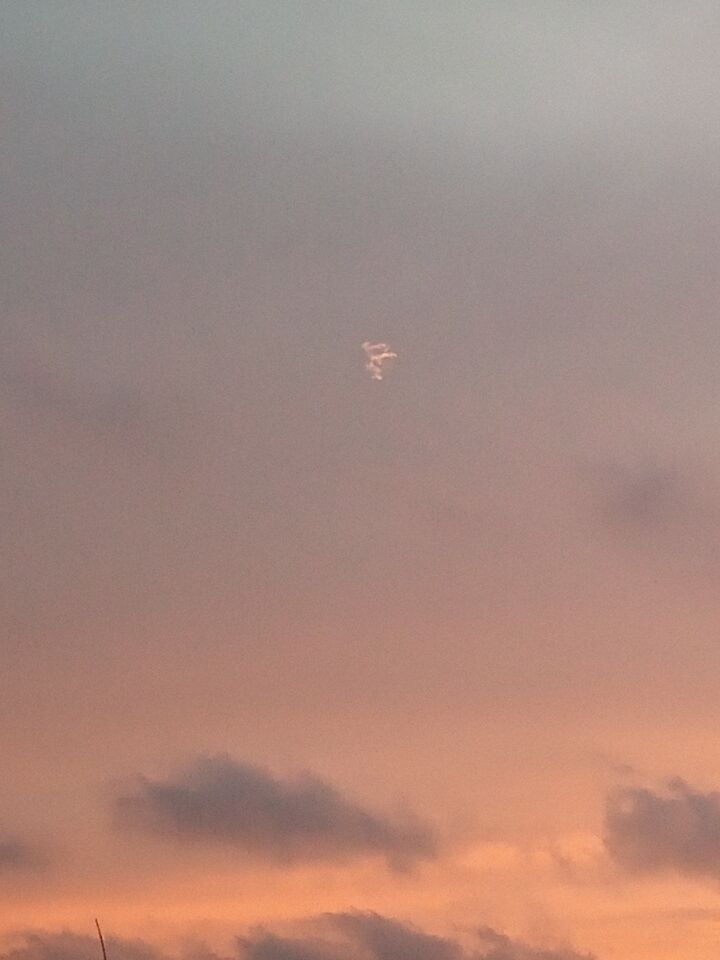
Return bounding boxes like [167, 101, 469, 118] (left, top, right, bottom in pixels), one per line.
[362, 342, 398, 381]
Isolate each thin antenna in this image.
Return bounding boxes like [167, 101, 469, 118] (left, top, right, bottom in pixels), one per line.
[95, 919, 108, 960]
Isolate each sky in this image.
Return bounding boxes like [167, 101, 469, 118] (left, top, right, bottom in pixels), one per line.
[3, 2, 720, 959]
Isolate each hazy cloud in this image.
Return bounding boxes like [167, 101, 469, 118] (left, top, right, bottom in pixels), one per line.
[0, 347, 196, 443]
[605, 778, 720, 880]
[589, 459, 720, 576]
[598, 463, 686, 529]
[0, 836, 43, 873]
[114, 754, 436, 869]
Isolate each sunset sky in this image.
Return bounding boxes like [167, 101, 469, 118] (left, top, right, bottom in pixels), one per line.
[4, 3, 720, 960]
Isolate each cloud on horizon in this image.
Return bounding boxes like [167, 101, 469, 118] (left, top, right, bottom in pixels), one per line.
[239, 913, 595, 960]
[113, 754, 437, 870]
[475, 927, 594, 960]
[323, 912, 461, 960]
[0, 933, 171, 960]
[604, 778, 720, 881]
[0, 914, 593, 960]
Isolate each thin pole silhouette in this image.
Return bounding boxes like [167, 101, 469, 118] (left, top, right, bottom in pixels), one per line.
[95, 919, 108, 960]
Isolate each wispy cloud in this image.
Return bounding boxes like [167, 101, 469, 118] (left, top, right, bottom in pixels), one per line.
[361, 342, 398, 381]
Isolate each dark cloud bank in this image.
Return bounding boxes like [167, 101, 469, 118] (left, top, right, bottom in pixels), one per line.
[605, 778, 720, 881]
[114, 755, 436, 870]
[0, 914, 593, 960]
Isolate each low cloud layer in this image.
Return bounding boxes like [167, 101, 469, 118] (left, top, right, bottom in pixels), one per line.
[238, 913, 593, 960]
[113, 755, 436, 870]
[325, 912, 461, 960]
[604, 778, 720, 880]
[0, 933, 170, 960]
[475, 928, 594, 960]
[0, 914, 593, 960]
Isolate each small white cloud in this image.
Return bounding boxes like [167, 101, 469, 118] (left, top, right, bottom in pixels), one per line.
[362, 341, 398, 381]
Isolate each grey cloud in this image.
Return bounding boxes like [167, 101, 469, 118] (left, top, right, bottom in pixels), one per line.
[239, 933, 347, 960]
[605, 778, 720, 879]
[329, 912, 461, 960]
[0, 354, 160, 436]
[476, 928, 594, 960]
[598, 463, 686, 529]
[0, 920, 594, 960]
[238, 914, 592, 960]
[0, 933, 170, 960]
[589, 459, 720, 574]
[0, 835, 44, 873]
[113, 755, 437, 870]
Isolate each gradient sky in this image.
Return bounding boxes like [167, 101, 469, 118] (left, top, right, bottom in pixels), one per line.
[4, 3, 720, 959]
